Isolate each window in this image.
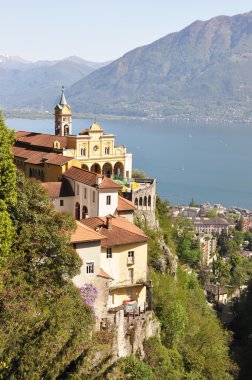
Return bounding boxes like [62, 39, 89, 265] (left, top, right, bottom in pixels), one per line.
[128, 268, 134, 284]
[81, 148, 86, 156]
[76, 185, 79, 195]
[109, 293, 115, 305]
[86, 262, 94, 274]
[106, 247, 112, 258]
[127, 251, 134, 264]
[92, 191, 95, 202]
[105, 146, 110, 154]
[84, 187, 87, 199]
[106, 195, 111, 205]
[60, 199, 64, 206]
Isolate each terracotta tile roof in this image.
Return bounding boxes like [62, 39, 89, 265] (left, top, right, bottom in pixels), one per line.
[15, 131, 68, 149]
[117, 196, 136, 211]
[71, 221, 105, 243]
[63, 166, 98, 186]
[79, 216, 147, 247]
[13, 146, 74, 166]
[41, 180, 74, 197]
[98, 177, 121, 190]
[98, 268, 113, 280]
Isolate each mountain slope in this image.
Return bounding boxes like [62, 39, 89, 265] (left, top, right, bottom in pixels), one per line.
[0, 56, 109, 110]
[67, 11, 252, 121]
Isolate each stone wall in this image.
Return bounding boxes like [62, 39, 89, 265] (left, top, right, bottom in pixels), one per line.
[103, 309, 160, 359]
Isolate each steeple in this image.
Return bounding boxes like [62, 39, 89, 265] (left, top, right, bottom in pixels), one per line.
[54, 86, 72, 136]
[59, 85, 67, 106]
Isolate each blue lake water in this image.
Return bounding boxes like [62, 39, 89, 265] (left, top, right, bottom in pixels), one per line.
[6, 117, 252, 209]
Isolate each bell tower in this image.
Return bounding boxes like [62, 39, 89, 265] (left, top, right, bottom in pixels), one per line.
[54, 86, 72, 136]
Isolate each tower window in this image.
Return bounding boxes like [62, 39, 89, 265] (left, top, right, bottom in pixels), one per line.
[106, 195, 111, 205]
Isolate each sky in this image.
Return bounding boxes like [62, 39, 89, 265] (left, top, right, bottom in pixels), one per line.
[1, 1, 252, 62]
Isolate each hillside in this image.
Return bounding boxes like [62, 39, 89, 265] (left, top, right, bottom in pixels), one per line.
[0, 56, 109, 111]
[67, 11, 252, 122]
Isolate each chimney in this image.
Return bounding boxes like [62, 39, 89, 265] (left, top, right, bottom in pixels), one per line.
[106, 215, 112, 230]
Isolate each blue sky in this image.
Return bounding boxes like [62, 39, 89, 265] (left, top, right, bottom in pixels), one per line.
[1, 1, 251, 62]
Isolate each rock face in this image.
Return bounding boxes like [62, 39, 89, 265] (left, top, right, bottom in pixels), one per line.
[110, 310, 160, 358]
[157, 235, 178, 276]
[67, 11, 252, 121]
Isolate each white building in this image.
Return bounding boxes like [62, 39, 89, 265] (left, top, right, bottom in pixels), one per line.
[41, 166, 135, 221]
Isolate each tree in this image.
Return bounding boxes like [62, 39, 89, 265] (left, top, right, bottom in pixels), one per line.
[152, 270, 235, 379]
[107, 356, 155, 380]
[132, 168, 147, 179]
[0, 113, 16, 206]
[172, 217, 202, 268]
[0, 171, 94, 378]
[189, 197, 198, 207]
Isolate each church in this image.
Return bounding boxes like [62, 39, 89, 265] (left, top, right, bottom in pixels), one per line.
[13, 87, 132, 182]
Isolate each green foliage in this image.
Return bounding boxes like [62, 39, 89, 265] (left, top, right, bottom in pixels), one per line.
[8, 172, 81, 288]
[217, 230, 240, 257]
[189, 198, 198, 207]
[132, 168, 147, 179]
[0, 200, 15, 269]
[152, 270, 235, 379]
[232, 279, 252, 379]
[0, 113, 16, 206]
[0, 171, 94, 378]
[144, 337, 184, 380]
[108, 355, 155, 380]
[205, 210, 218, 218]
[172, 217, 202, 268]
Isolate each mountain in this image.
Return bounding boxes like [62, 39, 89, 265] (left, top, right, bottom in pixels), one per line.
[0, 56, 109, 110]
[67, 11, 252, 122]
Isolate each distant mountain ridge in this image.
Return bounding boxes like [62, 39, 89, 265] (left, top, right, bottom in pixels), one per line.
[66, 10, 252, 122]
[0, 55, 109, 110]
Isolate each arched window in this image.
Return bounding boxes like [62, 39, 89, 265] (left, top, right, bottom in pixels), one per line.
[148, 195, 151, 207]
[139, 197, 143, 206]
[144, 196, 147, 206]
[75, 202, 80, 220]
[134, 198, 138, 206]
[82, 206, 88, 219]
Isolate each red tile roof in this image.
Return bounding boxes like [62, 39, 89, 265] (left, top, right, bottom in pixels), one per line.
[98, 268, 113, 280]
[13, 146, 74, 166]
[15, 131, 68, 149]
[63, 166, 121, 189]
[98, 177, 121, 190]
[117, 196, 136, 211]
[71, 221, 105, 243]
[79, 216, 147, 247]
[63, 166, 98, 186]
[41, 180, 74, 197]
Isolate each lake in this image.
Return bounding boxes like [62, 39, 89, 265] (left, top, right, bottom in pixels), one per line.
[6, 117, 252, 209]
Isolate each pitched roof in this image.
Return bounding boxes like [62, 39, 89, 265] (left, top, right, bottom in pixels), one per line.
[71, 221, 105, 243]
[15, 131, 68, 149]
[63, 166, 98, 186]
[192, 217, 229, 226]
[63, 166, 120, 189]
[98, 268, 113, 280]
[41, 180, 74, 197]
[204, 284, 227, 296]
[79, 215, 148, 247]
[117, 196, 136, 211]
[13, 146, 74, 166]
[98, 176, 121, 189]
